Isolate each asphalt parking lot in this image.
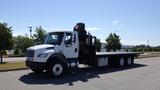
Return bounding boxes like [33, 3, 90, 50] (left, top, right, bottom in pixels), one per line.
[1, 57, 160, 90]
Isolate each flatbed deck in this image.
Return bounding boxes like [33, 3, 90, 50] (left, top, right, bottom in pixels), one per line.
[96, 52, 141, 56]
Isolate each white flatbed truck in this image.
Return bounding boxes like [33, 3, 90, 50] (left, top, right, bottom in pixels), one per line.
[26, 31, 141, 78]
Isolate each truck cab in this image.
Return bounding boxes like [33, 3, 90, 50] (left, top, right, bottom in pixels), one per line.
[27, 31, 80, 60]
[26, 31, 82, 77]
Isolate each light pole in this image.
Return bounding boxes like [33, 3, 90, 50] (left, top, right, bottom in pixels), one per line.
[147, 40, 149, 46]
[28, 26, 32, 38]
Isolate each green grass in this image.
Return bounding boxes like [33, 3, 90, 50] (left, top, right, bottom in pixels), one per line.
[0, 61, 28, 71]
[139, 52, 160, 59]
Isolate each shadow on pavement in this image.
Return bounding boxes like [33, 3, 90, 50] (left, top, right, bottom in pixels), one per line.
[19, 63, 147, 86]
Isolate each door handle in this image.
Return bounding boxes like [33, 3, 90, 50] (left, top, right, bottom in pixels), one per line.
[75, 48, 77, 53]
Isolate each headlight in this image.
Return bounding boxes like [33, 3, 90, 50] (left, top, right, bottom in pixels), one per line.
[37, 53, 48, 57]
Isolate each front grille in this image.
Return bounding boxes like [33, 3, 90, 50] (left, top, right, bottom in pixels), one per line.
[26, 50, 34, 58]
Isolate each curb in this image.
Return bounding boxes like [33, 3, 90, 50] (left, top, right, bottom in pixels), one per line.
[0, 68, 29, 72]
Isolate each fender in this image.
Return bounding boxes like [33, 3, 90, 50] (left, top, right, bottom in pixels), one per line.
[47, 53, 67, 64]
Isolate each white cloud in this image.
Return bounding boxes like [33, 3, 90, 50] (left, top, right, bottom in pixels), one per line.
[86, 27, 101, 31]
[113, 20, 119, 24]
[45, 27, 101, 32]
[0, 20, 4, 23]
[45, 27, 72, 32]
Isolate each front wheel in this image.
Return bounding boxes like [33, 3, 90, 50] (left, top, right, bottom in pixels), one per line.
[47, 61, 66, 78]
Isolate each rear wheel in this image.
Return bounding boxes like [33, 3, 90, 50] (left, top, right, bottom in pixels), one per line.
[118, 57, 125, 67]
[126, 57, 132, 66]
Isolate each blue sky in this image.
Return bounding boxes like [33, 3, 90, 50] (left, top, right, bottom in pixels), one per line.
[0, 0, 160, 46]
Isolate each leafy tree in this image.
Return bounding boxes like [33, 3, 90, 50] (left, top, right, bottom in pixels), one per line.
[96, 39, 102, 52]
[0, 22, 13, 63]
[133, 45, 160, 52]
[105, 33, 121, 51]
[14, 35, 34, 54]
[33, 26, 46, 44]
[14, 48, 20, 55]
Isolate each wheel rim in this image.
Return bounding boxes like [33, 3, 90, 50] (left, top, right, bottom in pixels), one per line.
[127, 57, 132, 65]
[52, 63, 63, 76]
[120, 58, 125, 66]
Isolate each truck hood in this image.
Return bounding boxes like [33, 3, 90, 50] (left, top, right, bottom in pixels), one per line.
[27, 44, 55, 50]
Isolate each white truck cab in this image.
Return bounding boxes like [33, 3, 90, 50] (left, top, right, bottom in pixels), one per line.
[27, 31, 79, 62]
[26, 31, 80, 77]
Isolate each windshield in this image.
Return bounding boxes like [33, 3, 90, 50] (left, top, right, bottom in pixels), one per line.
[44, 32, 64, 45]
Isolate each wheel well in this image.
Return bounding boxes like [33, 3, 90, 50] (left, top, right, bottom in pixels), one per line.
[46, 53, 66, 66]
[47, 57, 58, 66]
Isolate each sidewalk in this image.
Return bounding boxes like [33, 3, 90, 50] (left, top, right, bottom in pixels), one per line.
[3, 57, 26, 62]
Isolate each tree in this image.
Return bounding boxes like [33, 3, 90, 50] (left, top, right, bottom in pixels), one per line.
[105, 33, 121, 51]
[133, 45, 160, 52]
[33, 26, 46, 45]
[0, 22, 14, 63]
[14, 48, 20, 55]
[96, 39, 102, 52]
[14, 35, 34, 54]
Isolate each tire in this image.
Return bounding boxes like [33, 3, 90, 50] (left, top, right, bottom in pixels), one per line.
[118, 57, 125, 67]
[126, 57, 132, 66]
[47, 61, 67, 78]
[31, 68, 43, 73]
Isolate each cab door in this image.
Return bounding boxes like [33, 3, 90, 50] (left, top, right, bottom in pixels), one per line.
[63, 32, 78, 59]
